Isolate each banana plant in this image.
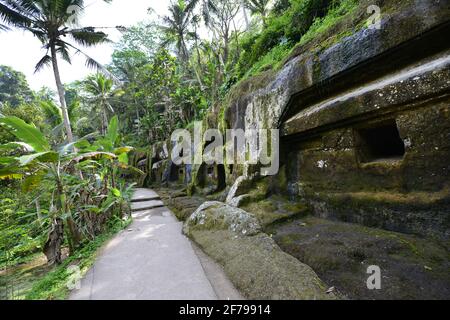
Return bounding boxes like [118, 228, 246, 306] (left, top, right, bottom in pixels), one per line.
[0, 115, 136, 264]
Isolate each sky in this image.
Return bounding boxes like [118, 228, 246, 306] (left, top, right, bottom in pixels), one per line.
[0, 0, 170, 91]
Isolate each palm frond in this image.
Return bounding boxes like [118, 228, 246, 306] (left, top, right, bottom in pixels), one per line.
[63, 41, 120, 84]
[68, 28, 110, 47]
[26, 27, 48, 43]
[56, 43, 72, 64]
[0, 2, 32, 28]
[34, 54, 52, 73]
[0, 116, 50, 152]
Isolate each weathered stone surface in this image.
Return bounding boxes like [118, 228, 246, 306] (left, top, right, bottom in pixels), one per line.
[210, 0, 450, 239]
[242, 196, 309, 228]
[190, 230, 336, 300]
[268, 216, 450, 300]
[227, 194, 251, 208]
[183, 202, 336, 299]
[184, 202, 261, 237]
[306, 191, 450, 240]
[226, 0, 450, 135]
[156, 188, 205, 221]
[282, 54, 450, 136]
[226, 176, 255, 204]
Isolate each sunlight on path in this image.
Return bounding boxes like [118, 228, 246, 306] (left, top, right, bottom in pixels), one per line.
[70, 189, 241, 300]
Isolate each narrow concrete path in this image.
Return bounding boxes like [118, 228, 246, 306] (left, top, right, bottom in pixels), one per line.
[70, 188, 243, 300]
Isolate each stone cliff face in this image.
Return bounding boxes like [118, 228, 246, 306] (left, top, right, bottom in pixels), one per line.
[141, 0, 450, 240]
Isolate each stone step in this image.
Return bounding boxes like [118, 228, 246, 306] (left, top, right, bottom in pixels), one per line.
[131, 196, 161, 203]
[131, 200, 165, 212]
[132, 189, 160, 202]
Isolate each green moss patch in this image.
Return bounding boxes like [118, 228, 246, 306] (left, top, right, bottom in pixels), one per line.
[242, 195, 309, 228]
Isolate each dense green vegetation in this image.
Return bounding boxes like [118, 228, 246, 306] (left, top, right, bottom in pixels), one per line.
[0, 0, 362, 299]
[107, 0, 360, 146]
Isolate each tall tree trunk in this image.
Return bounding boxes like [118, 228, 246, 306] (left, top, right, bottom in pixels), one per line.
[241, 0, 250, 30]
[51, 43, 74, 143]
[35, 199, 43, 225]
[101, 104, 108, 135]
[66, 216, 82, 254]
[223, 33, 230, 67]
[44, 217, 64, 265]
[134, 97, 141, 135]
[58, 177, 81, 253]
[232, 19, 242, 64]
[193, 29, 204, 89]
[192, 62, 204, 90]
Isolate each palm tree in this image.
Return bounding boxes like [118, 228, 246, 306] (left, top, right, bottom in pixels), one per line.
[83, 73, 117, 135]
[0, 0, 112, 144]
[161, 0, 197, 63]
[245, 0, 271, 27]
[189, 0, 217, 27]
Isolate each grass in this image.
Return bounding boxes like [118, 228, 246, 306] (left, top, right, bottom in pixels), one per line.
[0, 253, 49, 300]
[297, 0, 359, 46]
[21, 217, 132, 300]
[242, 43, 292, 80]
[241, 0, 360, 81]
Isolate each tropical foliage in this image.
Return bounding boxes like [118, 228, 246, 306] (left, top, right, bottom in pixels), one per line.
[0, 0, 113, 143]
[0, 115, 137, 265]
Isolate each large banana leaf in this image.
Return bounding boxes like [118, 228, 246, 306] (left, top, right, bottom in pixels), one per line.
[58, 132, 102, 155]
[18, 151, 59, 166]
[75, 159, 102, 170]
[0, 156, 16, 165]
[0, 117, 50, 152]
[22, 171, 48, 192]
[118, 153, 128, 165]
[106, 116, 119, 147]
[0, 142, 34, 152]
[71, 152, 117, 164]
[117, 163, 145, 175]
[0, 166, 24, 180]
[93, 137, 113, 152]
[114, 146, 134, 155]
[58, 139, 89, 156]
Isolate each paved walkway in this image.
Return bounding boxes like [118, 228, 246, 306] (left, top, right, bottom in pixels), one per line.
[70, 188, 242, 300]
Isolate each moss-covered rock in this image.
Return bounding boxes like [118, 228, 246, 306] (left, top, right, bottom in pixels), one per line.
[268, 216, 450, 300]
[183, 202, 336, 300]
[242, 196, 310, 228]
[190, 230, 336, 300]
[184, 202, 261, 237]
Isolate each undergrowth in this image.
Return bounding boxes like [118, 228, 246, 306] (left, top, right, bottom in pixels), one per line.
[24, 217, 132, 300]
